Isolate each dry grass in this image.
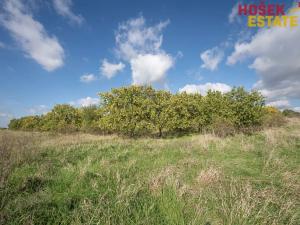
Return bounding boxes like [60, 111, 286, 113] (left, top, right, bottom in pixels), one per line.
[0, 119, 299, 224]
[196, 167, 222, 186]
[0, 131, 41, 187]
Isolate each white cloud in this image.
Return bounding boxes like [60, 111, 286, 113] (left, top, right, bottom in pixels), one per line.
[70, 97, 99, 107]
[29, 105, 49, 115]
[80, 73, 97, 83]
[0, 112, 12, 117]
[52, 0, 83, 25]
[1, 0, 65, 71]
[293, 107, 300, 112]
[228, 2, 242, 24]
[179, 82, 232, 95]
[115, 16, 169, 61]
[114, 16, 174, 85]
[200, 47, 224, 71]
[131, 53, 173, 85]
[227, 8, 300, 102]
[100, 59, 125, 79]
[267, 99, 290, 109]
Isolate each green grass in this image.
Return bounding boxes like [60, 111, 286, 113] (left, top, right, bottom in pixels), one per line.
[1, 119, 300, 224]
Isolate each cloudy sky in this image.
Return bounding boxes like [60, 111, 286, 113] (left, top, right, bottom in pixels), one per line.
[0, 0, 299, 127]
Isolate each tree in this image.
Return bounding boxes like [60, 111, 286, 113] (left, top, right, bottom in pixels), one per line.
[41, 104, 81, 132]
[20, 116, 41, 131]
[8, 119, 21, 130]
[226, 87, 265, 129]
[167, 93, 198, 132]
[79, 106, 102, 132]
[149, 90, 172, 137]
[7, 85, 269, 136]
[200, 91, 232, 128]
[100, 86, 154, 136]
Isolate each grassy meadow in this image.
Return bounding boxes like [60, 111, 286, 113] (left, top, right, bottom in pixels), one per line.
[0, 118, 300, 225]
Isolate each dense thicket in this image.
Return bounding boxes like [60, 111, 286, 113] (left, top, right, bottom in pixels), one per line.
[8, 85, 284, 137]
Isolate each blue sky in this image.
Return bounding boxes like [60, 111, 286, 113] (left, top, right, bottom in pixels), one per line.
[0, 0, 300, 127]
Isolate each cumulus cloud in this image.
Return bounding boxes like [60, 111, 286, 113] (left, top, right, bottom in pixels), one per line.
[29, 105, 49, 115]
[52, 0, 84, 25]
[0, 0, 65, 71]
[179, 82, 232, 95]
[293, 107, 300, 112]
[267, 99, 290, 109]
[115, 16, 169, 61]
[70, 97, 99, 107]
[130, 53, 173, 85]
[114, 16, 174, 85]
[227, 8, 300, 102]
[200, 47, 224, 71]
[80, 73, 97, 83]
[100, 59, 125, 79]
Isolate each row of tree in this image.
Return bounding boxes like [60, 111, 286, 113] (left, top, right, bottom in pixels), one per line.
[8, 86, 282, 137]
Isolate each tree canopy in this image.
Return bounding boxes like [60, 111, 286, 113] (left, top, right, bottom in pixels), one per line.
[9, 85, 279, 137]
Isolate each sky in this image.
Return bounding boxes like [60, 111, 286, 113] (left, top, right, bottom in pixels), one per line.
[0, 0, 300, 127]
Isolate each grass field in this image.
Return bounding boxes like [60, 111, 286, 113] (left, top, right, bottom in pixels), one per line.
[1, 119, 300, 225]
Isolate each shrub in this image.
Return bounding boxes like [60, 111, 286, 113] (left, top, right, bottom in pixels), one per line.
[226, 87, 265, 129]
[263, 106, 286, 128]
[166, 93, 197, 133]
[148, 90, 172, 137]
[79, 106, 102, 133]
[99, 86, 154, 137]
[8, 119, 21, 130]
[8, 85, 269, 137]
[40, 104, 81, 132]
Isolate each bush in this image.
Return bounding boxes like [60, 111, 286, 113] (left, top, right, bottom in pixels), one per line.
[262, 107, 285, 128]
[41, 104, 81, 132]
[79, 106, 102, 133]
[8, 85, 271, 137]
[99, 86, 154, 137]
[226, 87, 265, 129]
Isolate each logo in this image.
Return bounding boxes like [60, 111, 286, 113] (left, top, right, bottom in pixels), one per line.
[238, 1, 300, 27]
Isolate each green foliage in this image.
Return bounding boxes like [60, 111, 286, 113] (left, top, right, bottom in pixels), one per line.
[226, 87, 265, 129]
[100, 86, 155, 136]
[203, 91, 232, 128]
[8, 119, 21, 130]
[41, 104, 81, 132]
[8, 116, 41, 131]
[79, 106, 102, 132]
[8, 85, 269, 136]
[167, 93, 199, 132]
[148, 90, 172, 136]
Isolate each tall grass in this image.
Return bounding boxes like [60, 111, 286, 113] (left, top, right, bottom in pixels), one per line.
[0, 119, 299, 224]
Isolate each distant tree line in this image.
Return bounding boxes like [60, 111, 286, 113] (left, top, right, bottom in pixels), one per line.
[8, 86, 286, 137]
[282, 109, 300, 118]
